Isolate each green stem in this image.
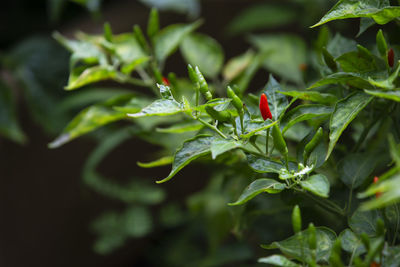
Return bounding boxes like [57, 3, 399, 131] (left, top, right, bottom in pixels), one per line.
[197, 117, 227, 139]
[121, 76, 153, 88]
[241, 147, 269, 159]
[297, 189, 345, 217]
[347, 189, 353, 217]
[251, 142, 264, 155]
[266, 128, 270, 155]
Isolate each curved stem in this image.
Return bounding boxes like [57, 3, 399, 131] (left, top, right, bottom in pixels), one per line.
[197, 117, 227, 139]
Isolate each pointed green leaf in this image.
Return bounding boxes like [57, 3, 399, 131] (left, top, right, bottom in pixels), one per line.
[210, 138, 242, 159]
[49, 95, 135, 148]
[137, 156, 173, 168]
[336, 51, 376, 73]
[258, 255, 300, 266]
[66, 66, 118, 90]
[247, 154, 285, 174]
[357, 18, 376, 37]
[278, 90, 338, 105]
[157, 135, 215, 183]
[308, 72, 371, 90]
[326, 92, 373, 160]
[228, 178, 286, 205]
[349, 208, 382, 236]
[223, 50, 255, 81]
[156, 121, 203, 133]
[339, 229, 366, 256]
[364, 89, 400, 102]
[311, 0, 400, 27]
[280, 104, 333, 134]
[128, 99, 183, 118]
[154, 21, 201, 63]
[338, 153, 377, 190]
[261, 227, 336, 263]
[180, 33, 224, 78]
[300, 174, 330, 198]
[147, 8, 159, 39]
[250, 35, 306, 84]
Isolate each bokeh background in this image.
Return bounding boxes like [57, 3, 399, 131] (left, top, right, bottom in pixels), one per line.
[0, 0, 364, 266]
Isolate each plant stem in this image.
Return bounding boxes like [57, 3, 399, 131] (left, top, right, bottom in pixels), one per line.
[353, 118, 377, 152]
[266, 128, 270, 155]
[197, 117, 227, 139]
[241, 147, 269, 159]
[297, 189, 345, 217]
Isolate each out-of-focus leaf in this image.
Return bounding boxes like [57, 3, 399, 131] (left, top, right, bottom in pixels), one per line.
[139, 0, 200, 18]
[228, 178, 286, 206]
[300, 174, 330, 198]
[49, 94, 137, 148]
[227, 4, 296, 36]
[280, 104, 333, 134]
[338, 153, 377, 190]
[249, 35, 306, 84]
[258, 255, 300, 266]
[0, 80, 26, 143]
[65, 65, 118, 90]
[349, 208, 382, 236]
[326, 92, 373, 160]
[157, 135, 215, 183]
[156, 120, 203, 133]
[181, 33, 224, 78]
[278, 90, 338, 105]
[137, 156, 173, 168]
[357, 18, 376, 37]
[336, 51, 376, 73]
[154, 21, 201, 63]
[327, 33, 357, 58]
[339, 229, 366, 256]
[308, 72, 371, 90]
[364, 90, 400, 102]
[261, 227, 336, 263]
[311, 0, 400, 27]
[223, 50, 255, 82]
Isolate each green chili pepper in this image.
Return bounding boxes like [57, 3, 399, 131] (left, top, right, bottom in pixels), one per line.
[195, 66, 212, 101]
[376, 29, 387, 57]
[376, 218, 385, 236]
[308, 223, 316, 250]
[227, 86, 243, 115]
[322, 47, 337, 72]
[187, 64, 198, 84]
[103, 22, 113, 42]
[292, 205, 302, 234]
[133, 25, 150, 53]
[205, 106, 231, 122]
[303, 127, 323, 164]
[272, 124, 288, 158]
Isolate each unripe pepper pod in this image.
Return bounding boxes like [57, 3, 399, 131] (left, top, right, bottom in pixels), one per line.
[271, 124, 288, 157]
[227, 86, 244, 115]
[388, 48, 395, 68]
[195, 66, 212, 101]
[205, 105, 231, 122]
[303, 127, 323, 163]
[308, 223, 317, 250]
[292, 205, 302, 234]
[373, 176, 382, 198]
[259, 93, 272, 120]
[376, 29, 388, 57]
[322, 47, 337, 72]
[187, 64, 198, 84]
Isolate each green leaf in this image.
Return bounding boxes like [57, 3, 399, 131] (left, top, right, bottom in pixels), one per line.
[300, 174, 330, 198]
[349, 208, 382, 236]
[326, 92, 373, 160]
[261, 227, 336, 263]
[357, 18, 376, 37]
[227, 4, 296, 36]
[280, 104, 333, 134]
[327, 33, 357, 58]
[311, 0, 400, 27]
[364, 89, 400, 102]
[157, 135, 215, 183]
[262, 75, 289, 121]
[339, 229, 366, 256]
[147, 8, 159, 39]
[240, 120, 277, 139]
[154, 21, 201, 63]
[0, 80, 27, 144]
[247, 154, 286, 174]
[258, 255, 300, 266]
[296, 130, 327, 168]
[338, 153, 377, 190]
[228, 178, 286, 206]
[66, 66, 118, 90]
[180, 33, 224, 78]
[223, 50, 255, 82]
[112, 33, 148, 64]
[128, 99, 183, 118]
[336, 51, 376, 73]
[278, 90, 338, 105]
[210, 138, 242, 159]
[249, 35, 306, 84]
[49, 95, 135, 148]
[308, 72, 371, 90]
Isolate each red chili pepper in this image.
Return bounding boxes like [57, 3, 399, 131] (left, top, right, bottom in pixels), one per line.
[373, 176, 382, 198]
[259, 93, 272, 121]
[370, 262, 380, 267]
[388, 48, 395, 68]
[162, 77, 170, 86]
[299, 63, 307, 72]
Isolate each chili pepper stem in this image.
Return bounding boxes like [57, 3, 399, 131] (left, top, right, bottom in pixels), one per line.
[266, 128, 270, 155]
[197, 117, 227, 139]
[284, 154, 289, 170]
[240, 114, 244, 134]
[195, 87, 200, 116]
